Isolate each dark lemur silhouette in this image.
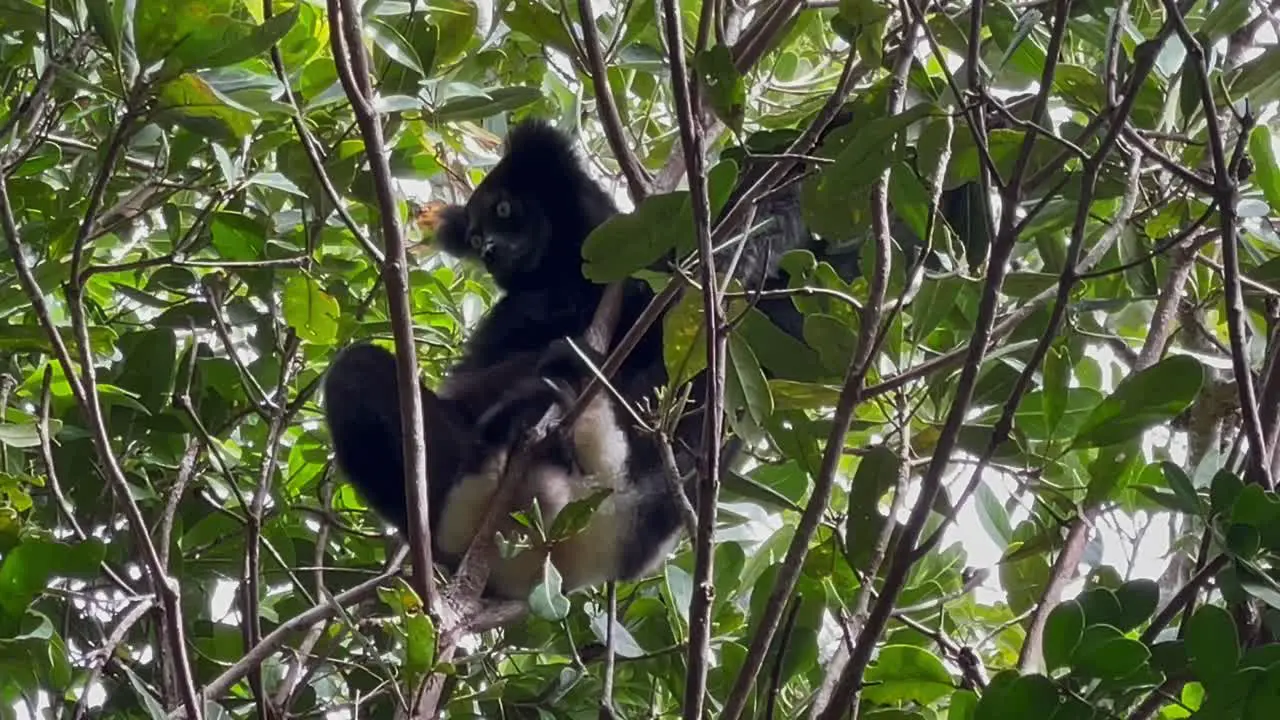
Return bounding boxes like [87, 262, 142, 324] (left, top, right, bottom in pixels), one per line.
[324, 120, 692, 600]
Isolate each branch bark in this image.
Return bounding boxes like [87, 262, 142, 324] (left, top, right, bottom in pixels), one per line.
[326, 0, 438, 616]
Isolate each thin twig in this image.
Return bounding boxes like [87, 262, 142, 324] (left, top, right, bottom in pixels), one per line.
[576, 0, 651, 201]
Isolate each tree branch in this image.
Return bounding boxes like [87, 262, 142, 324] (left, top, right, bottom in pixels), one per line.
[1163, 0, 1270, 488]
[326, 0, 437, 614]
[576, 0, 652, 202]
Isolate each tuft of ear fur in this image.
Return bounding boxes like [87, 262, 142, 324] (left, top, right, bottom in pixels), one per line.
[433, 204, 472, 258]
[503, 119, 582, 176]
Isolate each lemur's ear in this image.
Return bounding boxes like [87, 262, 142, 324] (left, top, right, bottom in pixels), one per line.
[422, 202, 472, 258]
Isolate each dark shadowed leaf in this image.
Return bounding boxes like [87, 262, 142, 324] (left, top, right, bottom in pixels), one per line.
[1187, 604, 1239, 688]
[1043, 599, 1085, 672]
[0, 540, 105, 621]
[975, 672, 1059, 719]
[432, 87, 543, 122]
[846, 446, 900, 571]
[1113, 579, 1160, 632]
[1071, 625, 1149, 679]
[1211, 469, 1246, 518]
[1076, 587, 1123, 628]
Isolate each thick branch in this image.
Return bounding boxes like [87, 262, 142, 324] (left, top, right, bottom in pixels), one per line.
[1163, 0, 1271, 487]
[657, 0, 725, 714]
[327, 0, 437, 612]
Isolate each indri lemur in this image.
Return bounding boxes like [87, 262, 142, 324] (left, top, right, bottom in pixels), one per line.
[324, 120, 695, 600]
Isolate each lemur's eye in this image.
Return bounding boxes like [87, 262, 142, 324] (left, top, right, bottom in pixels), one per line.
[469, 234, 483, 249]
[495, 200, 511, 219]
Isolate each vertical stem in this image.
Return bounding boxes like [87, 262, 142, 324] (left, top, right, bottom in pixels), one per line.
[658, 0, 723, 715]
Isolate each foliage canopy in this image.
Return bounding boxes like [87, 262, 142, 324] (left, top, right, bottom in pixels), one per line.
[2, 0, 1280, 718]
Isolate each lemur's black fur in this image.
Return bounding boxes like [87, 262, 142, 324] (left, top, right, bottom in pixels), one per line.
[324, 120, 690, 599]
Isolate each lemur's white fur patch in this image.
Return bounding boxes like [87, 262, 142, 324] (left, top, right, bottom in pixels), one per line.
[436, 389, 680, 600]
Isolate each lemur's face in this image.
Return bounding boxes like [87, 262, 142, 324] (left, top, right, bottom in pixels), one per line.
[458, 178, 553, 290]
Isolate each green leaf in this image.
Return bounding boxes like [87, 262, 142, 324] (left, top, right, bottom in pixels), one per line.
[432, 86, 542, 122]
[0, 324, 116, 357]
[736, 307, 827, 382]
[861, 645, 955, 706]
[1186, 604, 1239, 688]
[974, 481, 1013, 547]
[404, 611, 437, 682]
[282, 275, 339, 345]
[528, 560, 570, 621]
[154, 73, 257, 143]
[1248, 125, 1280, 216]
[949, 689, 979, 720]
[803, 313, 857, 376]
[1161, 461, 1204, 514]
[768, 379, 842, 410]
[726, 332, 773, 426]
[210, 212, 267, 261]
[846, 446, 900, 571]
[661, 290, 709, 388]
[547, 489, 612, 542]
[1084, 439, 1140, 509]
[1229, 44, 1280, 107]
[975, 673, 1060, 719]
[431, 0, 479, 63]
[116, 328, 179, 413]
[1043, 599, 1085, 672]
[134, 2, 299, 72]
[1042, 342, 1070, 435]
[503, 0, 577, 54]
[1230, 484, 1280, 546]
[1113, 579, 1160, 632]
[1000, 524, 1053, 616]
[1210, 469, 1246, 518]
[85, 0, 120, 53]
[1072, 355, 1205, 449]
[910, 274, 966, 342]
[0, 540, 105, 620]
[1076, 587, 1124, 628]
[707, 159, 739, 222]
[1199, 0, 1252, 44]
[368, 17, 424, 75]
[803, 104, 937, 239]
[0, 423, 46, 449]
[694, 45, 746, 132]
[202, 4, 300, 69]
[1071, 625, 1150, 679]
[583, 192, 685, 281]
[120, 663, 169, 720]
